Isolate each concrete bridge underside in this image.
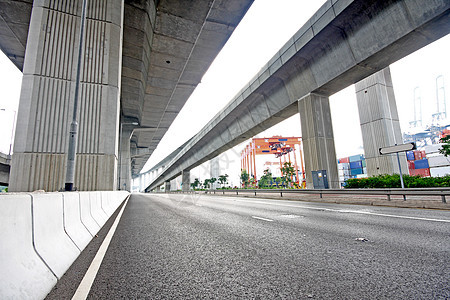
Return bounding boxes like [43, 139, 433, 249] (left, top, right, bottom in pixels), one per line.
[146, 0, 450, 191]
[0, 0, 253, 191]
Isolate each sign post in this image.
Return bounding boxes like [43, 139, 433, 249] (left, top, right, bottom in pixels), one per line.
[379, 143, 416, 191]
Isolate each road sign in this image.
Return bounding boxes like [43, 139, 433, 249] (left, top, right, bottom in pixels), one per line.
[379, 143, 416, 155]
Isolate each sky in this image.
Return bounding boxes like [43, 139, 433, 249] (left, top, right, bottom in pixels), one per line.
[0, 0, 449, 187]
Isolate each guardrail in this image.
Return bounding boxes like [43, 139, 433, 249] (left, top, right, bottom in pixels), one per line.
[164, 188, 450, 203]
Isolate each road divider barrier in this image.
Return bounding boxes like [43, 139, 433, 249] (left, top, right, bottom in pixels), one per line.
[0, 191, 129, 299]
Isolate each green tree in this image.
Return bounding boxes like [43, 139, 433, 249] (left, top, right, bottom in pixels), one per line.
[275, 177, 282, 188]
[203, 179, 211, 189]
[440, 135, 450, 156]
[240, 169, 249, 188]
[258, 168, 273, 189]
[191, 178, 200, 190]
[210, 177, 217, 189]
[280, 162, 295, 188]
[218, 174, 229, 188]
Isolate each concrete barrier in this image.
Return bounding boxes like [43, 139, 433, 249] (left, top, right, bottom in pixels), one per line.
[62, 192, 93, 251]
[0, 194, 57, 299]
[32, 193, 81, 279]
[79, 192, 101, 236]
[0, 191, 129, 299]
[89, 192, 108, 227]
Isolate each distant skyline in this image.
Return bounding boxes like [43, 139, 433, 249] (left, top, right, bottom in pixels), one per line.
[0, 1, 449, 188]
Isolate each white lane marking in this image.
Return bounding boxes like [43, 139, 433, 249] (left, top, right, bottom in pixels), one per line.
[229, 198, 450, 224]
[252, 216, 274, 222]
[72, 197, 130, 300]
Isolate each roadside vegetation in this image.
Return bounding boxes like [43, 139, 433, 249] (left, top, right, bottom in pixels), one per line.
[345, 174, 450, 188]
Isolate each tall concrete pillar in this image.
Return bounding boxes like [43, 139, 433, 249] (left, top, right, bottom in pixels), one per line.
[210, 157, 220, 189]
[164, 181, 170, 192]
[182, 170, 190, 192]
[9, 0, 124, 192]
[355, 67, 408, 176]
[298, 93, 339, 189]
[118, 126, 132, 191]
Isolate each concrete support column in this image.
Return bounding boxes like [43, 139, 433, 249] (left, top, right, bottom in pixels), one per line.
[298, 93, 339, 189]
[139, 174, 144, 192]
[164, 181, 171, 192]
[118, 127, 132, 191]
[182, 170, 190, 192]
[210, 157, 220, 189]
[355, 67, 408, 176]
[9, 0, 124, 192]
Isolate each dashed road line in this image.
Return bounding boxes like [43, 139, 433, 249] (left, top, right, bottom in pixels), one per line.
[251, 216, 274, 222]
[230, 198, 450, 224]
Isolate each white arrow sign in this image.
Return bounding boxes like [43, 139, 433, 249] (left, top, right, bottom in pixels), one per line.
[379, 143, 416, 155]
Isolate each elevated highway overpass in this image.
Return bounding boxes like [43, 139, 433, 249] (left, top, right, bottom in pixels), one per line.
[146, 0, 450, 191]
[0, 0, 253, 191]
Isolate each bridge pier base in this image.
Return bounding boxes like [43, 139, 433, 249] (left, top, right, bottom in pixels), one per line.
[355, 67, 408, 176]
[298, 93, 339, 189]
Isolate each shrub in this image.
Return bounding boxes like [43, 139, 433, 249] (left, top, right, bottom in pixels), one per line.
[344, 174, 450, 188]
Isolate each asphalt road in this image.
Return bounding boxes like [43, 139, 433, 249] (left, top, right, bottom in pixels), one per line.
[51, 193, 450, 299]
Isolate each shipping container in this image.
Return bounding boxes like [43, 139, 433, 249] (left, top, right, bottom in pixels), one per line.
[338, 157, 349, 163]
[407, 161, 415, 170]
[425, 143, 444, 155]
[414, 159, 429, 169]
[427, 155, 450, 168]
[350, 161, 363, 169]
[350, 168, 363, 176]
[340, 171, 351, 177]
[413, 150, 420, 160]
[338, 163, 350, 170]
[409, 168, 430, 177]
[349, 154, 364, 162]
[406, 151, 415, 161]
[430, 166, 450, 177]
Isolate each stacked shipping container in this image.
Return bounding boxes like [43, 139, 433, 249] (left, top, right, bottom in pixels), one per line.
[406, 149, 430, 177]
[338, 154, 366, 187]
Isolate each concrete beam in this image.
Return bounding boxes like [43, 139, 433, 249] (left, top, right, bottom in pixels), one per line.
[147, 0, 450, 191]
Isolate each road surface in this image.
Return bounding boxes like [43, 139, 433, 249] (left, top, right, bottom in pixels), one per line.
[47, 193, 450, 299]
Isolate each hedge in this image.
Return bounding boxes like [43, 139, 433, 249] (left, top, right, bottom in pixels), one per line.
[344, 174, 450, 188]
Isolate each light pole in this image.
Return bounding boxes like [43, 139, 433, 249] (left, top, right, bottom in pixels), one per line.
[0, 108, 17, 157]
[119, 121, 138, 190]
[65, 0, 88, 191]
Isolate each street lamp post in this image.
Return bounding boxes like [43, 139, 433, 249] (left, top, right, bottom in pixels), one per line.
[65, 0, 88, 191]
